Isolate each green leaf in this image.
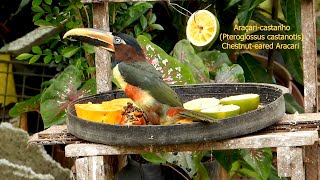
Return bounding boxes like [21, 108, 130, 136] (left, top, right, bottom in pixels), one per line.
[29, 54, 41, 63]
[53, 6, 59, 15]
[149, 24, 164, 31]
[173, 39, 210, 83]
[237, 53, 273, 83]
[238, 0, 266, 26]
[134, 24, 142, 36]
[226, 0, 241, 9]
[279, 49, 303, 85]
[33, 12, 43, 22]
[193, 163, 210, 180]
[284, 93, 304, 114]
[76, 1, 83, 9]
[148, 13, 156, 25]
[197, 50, 232, 78]
[16, 53, 33, 60]
[43, 49, 52, 55]
[18, 0, 32, 11]
[86, 67, 96, 74]
[215, 64, 245, 83]
[120, 3, 128, 9]
[66, 21, 75, 29]
[61, 46, 81, 58]
[211, 150, 242, 172]
[79, 78, 97, 95]
[112, 2, 153, 31]
[44, 0, 52, 5]
[141, 32, 152, 40]
[54, 54, 62, 63]
[137, 35, 196, 85]
[249, 0, 267, 10]
[281, 0, 302, 56]
[161, 151, 205, 178]
[140, 15, 148, 30]
[142, 153, 167, 164]
[281, 0, 301, 34]
[241, 148, 272, 180]
[31, 5, 44, 13]
[9, 94, 41, 117]
[40, 65, 82, 128]
[44, 55, 52, 64]
[34, 19, 51, 26]
[32, 46, 42, 54]
[45, 14, 53, 21]
[82, 44, 95, 54]
[32, 0, 42, 6]
[42, 3, 51, 12]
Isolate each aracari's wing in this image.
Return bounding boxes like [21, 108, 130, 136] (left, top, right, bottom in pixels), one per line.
[118, 61, 182, 107]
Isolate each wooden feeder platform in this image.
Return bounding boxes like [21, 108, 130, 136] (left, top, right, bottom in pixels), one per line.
[29, 113, 320, 179]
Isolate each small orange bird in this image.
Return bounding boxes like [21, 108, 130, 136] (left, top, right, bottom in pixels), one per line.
[64, 28, 219, 125]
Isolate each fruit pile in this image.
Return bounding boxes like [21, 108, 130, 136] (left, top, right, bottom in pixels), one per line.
[75, 94, 260, 125]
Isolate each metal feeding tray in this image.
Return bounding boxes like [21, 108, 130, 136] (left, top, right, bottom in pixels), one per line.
[67, 83, 286, 146]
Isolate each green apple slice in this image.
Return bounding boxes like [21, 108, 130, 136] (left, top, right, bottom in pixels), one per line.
[201, 104, 240, 119]
[183, 98, 220, 112]
[220, 94, 260, 113]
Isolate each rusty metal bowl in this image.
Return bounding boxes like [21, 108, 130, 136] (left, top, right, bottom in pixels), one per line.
[67, 83, 286, 146]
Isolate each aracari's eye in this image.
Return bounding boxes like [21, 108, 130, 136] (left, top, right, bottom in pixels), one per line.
[114, 37, 123, 44]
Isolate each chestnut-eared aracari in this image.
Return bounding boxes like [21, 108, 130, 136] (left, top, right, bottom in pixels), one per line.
[64, 28, 218, 125]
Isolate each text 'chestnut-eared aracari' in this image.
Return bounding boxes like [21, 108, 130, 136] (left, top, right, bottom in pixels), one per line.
[64, 28, 219, 125]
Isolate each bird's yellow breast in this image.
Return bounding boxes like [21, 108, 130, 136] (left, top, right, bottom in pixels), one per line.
[113, 64, 157, 110]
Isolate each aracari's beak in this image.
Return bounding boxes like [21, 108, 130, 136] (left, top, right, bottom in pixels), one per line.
[63, 28, 115, 52]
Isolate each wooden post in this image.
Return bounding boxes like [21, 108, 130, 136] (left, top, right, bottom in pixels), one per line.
[72, 1, 127, 179]
[277, 147, 305, 179]
[301, 0, 319, 179]
[93, 2, 112, 93]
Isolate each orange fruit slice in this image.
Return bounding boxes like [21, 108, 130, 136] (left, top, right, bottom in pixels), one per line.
[186, 10, 219, 46]
[75, 98, 133, 124]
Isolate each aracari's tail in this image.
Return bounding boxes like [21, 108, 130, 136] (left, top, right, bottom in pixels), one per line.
[166, 107, 219, 123]
[178, 109, 220, 123]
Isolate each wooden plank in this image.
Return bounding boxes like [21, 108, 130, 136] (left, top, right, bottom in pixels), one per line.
[76, 156, 106, 180]
[279, 113, 320, 123]
[64, 131, 318, 157]
[93, 2, 112, 93]
[291, 147, 305, 180]
[277, 147, 292, 177]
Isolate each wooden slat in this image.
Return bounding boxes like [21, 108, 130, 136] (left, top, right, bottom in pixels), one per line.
[64, 131, 318, 157]
[279, 113, 320, 123]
